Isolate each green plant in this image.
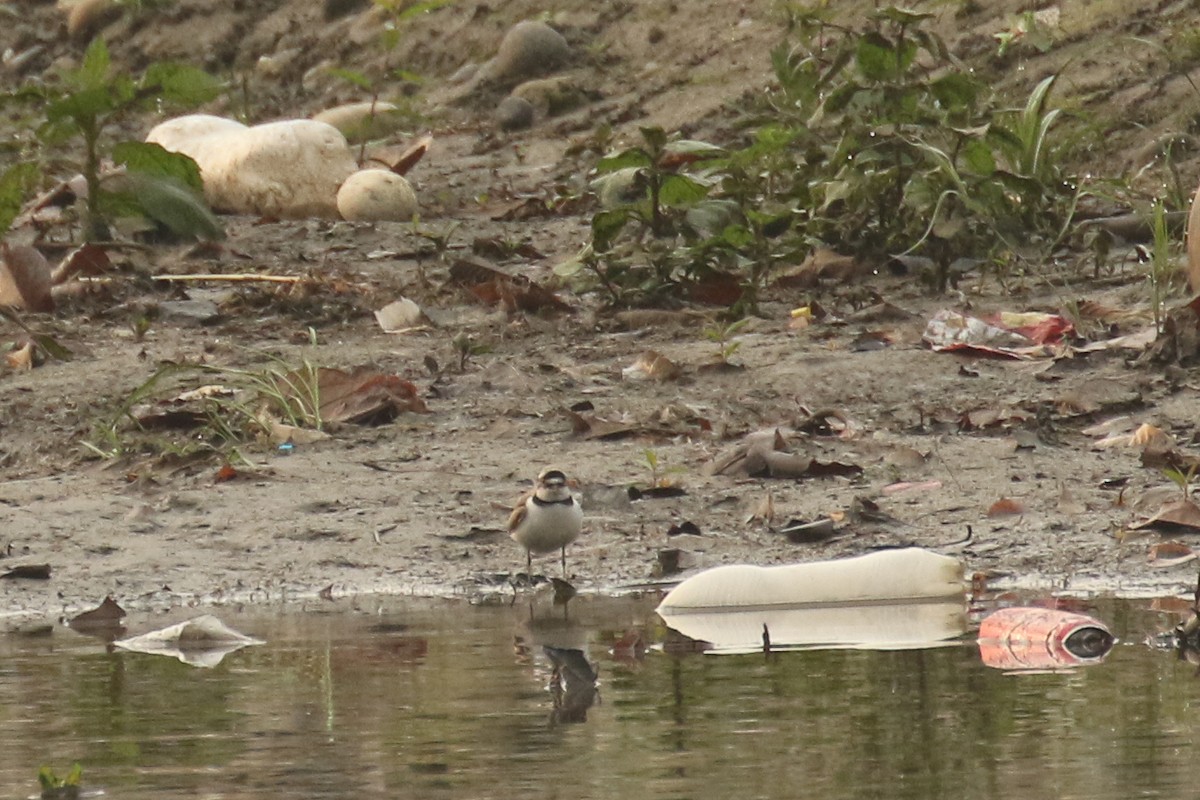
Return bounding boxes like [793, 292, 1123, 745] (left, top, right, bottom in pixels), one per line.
[84, 346, 327, 463]
[703, 317, 750, 364]
[8, 37, 223, 241]
[1145, 198, 1180, 334]
[1164, 462, 1199, 500]
[38, 764, 82, 800]
[559, 126, 730, 305]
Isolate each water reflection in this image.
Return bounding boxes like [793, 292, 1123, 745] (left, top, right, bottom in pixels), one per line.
[0, 596, 1195, 800]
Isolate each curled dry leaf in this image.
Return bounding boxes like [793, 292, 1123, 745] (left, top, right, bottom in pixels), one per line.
[5, 341, 36, 371]
[51, 242, 111, 284]
[0, 243, 54, 312]
[1148, 541, 1197, 568]
[385, 134, 433, 176]
[375, 297, 432, 333]
[622, 350, 682, 382]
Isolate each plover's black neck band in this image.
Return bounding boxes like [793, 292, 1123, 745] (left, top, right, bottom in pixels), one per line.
[532, 495, 575, 507]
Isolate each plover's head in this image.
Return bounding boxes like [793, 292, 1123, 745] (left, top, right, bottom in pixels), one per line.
[538, 468, 569, 488]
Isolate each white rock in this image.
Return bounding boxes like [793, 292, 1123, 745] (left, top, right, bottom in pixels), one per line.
[147, 115, 358, 218]
[336, 169, 418, 222]
[313, 101, 404, 143]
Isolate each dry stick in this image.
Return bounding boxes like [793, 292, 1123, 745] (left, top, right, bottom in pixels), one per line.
[151, 273, 305, 284]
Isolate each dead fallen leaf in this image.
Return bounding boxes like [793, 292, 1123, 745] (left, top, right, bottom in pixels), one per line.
[5, 341, 36, 371]
[386, 134, 433, 176]
[622, 350, 682, 382]
[310, 367, 428, 424]
[375, 297, 432, 333]
[0, 243, 54, 311]
[772, 248, 863, 289]
[215, 463, 239, 483]
[682, 270, 742, 306]
[51, 242, 111, 284]
[1, 564, 51, 580]
[1148, 541, 1198, 568]
[778, 517, 836, 543]
[1130, 497, 1200, 532]
[69, 596, 127, 632]
[449, 258, 570, 314]
[987, 497, 1025, 517]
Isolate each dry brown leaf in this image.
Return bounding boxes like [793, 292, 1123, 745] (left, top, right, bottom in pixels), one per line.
[449, 258, 570, 314]
[387, 134, 433, 176]
[311, 367, 428, 424]
[5, 341, 36, 371]
[987, 497, 1025, 517]
[51, 242, 111, 284]
[69, 596, 127, 629]
[1148, 541, 1197, 568]
[0, 243, 54, 311]
[1130, 423, 1172, 449]
[1130, 498, 1200, 532]
[772, 248, 863, 289]
[622, 350, 682, 382]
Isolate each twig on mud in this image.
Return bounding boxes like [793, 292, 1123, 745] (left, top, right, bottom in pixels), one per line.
[151, 273, 306, 284]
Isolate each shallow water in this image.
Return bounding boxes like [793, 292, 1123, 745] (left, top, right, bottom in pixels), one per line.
[1, 595, 1197, 800]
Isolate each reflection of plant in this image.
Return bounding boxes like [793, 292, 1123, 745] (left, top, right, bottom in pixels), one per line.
[8, 37, 223, 241]
[38, 764, 82, 800]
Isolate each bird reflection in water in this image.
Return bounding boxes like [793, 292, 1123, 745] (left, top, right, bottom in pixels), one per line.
[544, 646, 599, 725]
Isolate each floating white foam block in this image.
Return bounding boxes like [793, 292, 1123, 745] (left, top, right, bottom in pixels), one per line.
[658, 600, 968, 654]
[657, 548, 964, 611]
[147, 115, 358, 218]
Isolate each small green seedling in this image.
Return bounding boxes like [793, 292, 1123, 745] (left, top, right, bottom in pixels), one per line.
[703, 318, 750, 365]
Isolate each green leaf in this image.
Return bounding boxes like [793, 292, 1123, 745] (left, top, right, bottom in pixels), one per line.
[720, 223, 755, 248]
[142, 62, 223, 106]
[33, 332, 74, 362]
[856, 32, 915, 81]
[75, 37, 111, 90]
[961, 138, 995, 176]
[824, 81, 860, 114]
[930, 73, 980, 111]
[658, 174, 709, 207]
[326, 67, 374, 91]
[591, 208, 630, 252]
[639, 126, 668, 152]
[661, 139, 725, 160]
[106, 171, 224, 240]
[46, 86, 117, 126]
[684, 198, 739, 235]
[595, 148, 652, 174]
[112, 141, 204, 191]
[394, 0, 457, 21]
[0, 162, 37, 233]
[876, 6, 934, 26]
